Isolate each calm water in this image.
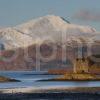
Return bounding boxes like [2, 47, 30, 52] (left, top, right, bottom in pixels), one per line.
[0, 71, 100, 89]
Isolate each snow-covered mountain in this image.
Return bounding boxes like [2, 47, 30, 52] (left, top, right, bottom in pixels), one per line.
[0, 15, 99, 50]
[0, 15, 100, 71]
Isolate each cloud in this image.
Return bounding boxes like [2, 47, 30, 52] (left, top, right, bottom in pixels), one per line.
[74, 10, 100, 22]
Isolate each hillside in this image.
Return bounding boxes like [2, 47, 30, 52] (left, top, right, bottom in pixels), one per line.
[0, 15, 98, 50]
[0, 15, 99, 71]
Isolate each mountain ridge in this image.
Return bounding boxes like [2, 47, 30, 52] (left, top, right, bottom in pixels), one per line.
[0, 15, 99, 50]
[0, 15, 99, 71]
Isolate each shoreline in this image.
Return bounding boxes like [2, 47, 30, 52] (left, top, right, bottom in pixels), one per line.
[0, 87, 100, 100]
[0, 86, 100, 94]
[0, 76, 20, 83]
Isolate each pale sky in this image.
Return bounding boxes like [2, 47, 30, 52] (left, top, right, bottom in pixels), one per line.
[0, 0, 100, 31]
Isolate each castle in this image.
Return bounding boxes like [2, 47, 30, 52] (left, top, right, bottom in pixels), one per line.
[74, 58, 89, 73]
[73, 55, 100, 74]
[73, 46, 89, 73]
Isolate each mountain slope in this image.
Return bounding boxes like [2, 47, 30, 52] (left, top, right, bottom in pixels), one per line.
[0, 15, 98, 50]
[15, 15, 97, 44]
[0, 15, 99, 71]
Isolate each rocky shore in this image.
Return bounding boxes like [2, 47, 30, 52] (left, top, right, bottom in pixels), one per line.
[0, 76, 20, 82]
[40, 73, 100, 81]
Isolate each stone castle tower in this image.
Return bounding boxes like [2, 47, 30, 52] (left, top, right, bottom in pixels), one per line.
[73, 46, 89, 74]
[73, 58, 89, 73]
